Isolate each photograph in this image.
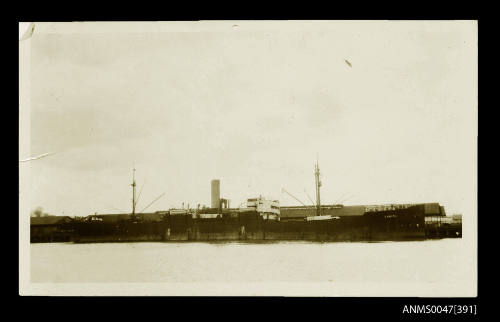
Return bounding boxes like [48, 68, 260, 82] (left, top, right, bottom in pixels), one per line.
[19, 20, 477, 297]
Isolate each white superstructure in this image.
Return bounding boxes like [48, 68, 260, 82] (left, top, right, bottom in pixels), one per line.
[246, 196, 280, 220]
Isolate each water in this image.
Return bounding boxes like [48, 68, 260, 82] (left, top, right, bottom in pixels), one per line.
[29, 239, 476, 296]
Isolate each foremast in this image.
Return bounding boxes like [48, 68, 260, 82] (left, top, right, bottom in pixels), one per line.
[131, 168, 136, 216]
[314, 157, 322, 216]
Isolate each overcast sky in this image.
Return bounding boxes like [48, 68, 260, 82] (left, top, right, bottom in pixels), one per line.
[25, 21, 477, 217]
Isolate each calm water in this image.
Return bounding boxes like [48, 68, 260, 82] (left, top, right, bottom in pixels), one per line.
[30, 239, 474, 289]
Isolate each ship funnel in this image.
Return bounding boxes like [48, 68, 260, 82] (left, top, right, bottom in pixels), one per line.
[211, 179, 220, 208]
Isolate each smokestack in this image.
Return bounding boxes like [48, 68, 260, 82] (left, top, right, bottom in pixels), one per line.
[211, 179, 220, 209]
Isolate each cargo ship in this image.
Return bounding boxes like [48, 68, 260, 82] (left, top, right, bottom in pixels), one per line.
[30, 161, 462, 243]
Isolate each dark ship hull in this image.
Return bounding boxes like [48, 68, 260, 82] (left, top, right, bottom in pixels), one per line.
[63, 205, 460, 243]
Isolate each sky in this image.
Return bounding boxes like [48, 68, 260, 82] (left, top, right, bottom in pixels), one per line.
[24, 21, 477, 218]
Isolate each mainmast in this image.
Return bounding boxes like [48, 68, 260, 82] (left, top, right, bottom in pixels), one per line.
[314, 156, 322, 216]
[131, 168, 136, 215]
[129, 168, 165, 215]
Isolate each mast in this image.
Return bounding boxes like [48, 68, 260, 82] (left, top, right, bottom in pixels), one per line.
[315, 156, 322, 216]
[131, 168, 136, 215]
